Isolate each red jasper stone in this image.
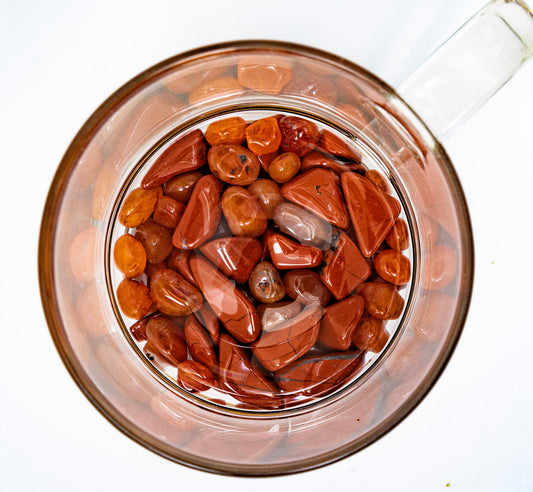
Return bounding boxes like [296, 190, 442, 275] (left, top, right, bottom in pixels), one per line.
[385, 218, 410, 250]
[318, 129, 362, 162]
[341, 172, 400, 257]
[141, 129, 207, 189]
[184, 316, 218, 371]
[284, 269, 331, 307]
[318, 295, 365, 350]
[266, 232, 323, 269]
[358, 282, 405, 320]
[278, 116, 320, 157]
[320, 231, 371, 300]
[145, 317, 188, 367]
[149, 268, 203, 317]
[200, 237, 262, 284]
[257, 301, 302, 332]
[193, 302, 220, 344]
[218, 334, 282, 408]
[275, 350, 364, 397]
[352, 313, 389, 352]
[173, 175, 222, 249]
[301, 151, 364, 174]
[177, 360, 215, 392]
[166, 248, 197, 286]
[252, 305, 322, 372]
[153, 195, 185, 229]
[190, 254, 260, 343]
[281, 168, 349, 228]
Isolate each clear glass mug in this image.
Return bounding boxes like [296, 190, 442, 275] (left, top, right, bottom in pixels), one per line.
[38, 0, 533, 476]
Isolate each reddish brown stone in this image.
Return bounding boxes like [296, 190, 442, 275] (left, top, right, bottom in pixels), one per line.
[318, 295, 364, 350]
[257, 301, 302, 332]
[358, 282, 405, 320]
[218, 334, 282, 408]
[145, 317, 187, 367]
[141, 130, 207, 189]
[184, 316, 217, 371]
[352, 313, 389, 352]
[166, 248, 197, 286]
[248, 261, 285, 304]
[281, 69, 338, 105]
[341, 172, 400, 256]
[221, 186, 268, 237]
[153, 196, 184, 229]
[284, 269, 331, 307]
[208, 144, 260, 185]
[268, 152, 301, 183]
[318, 129, 362, 162]
[320, 231, 371, 300]
[279, 116, 320, 157]
[177, 360, 215, 392]
[193, 303, 220, 344]
[247, 179, 284, 220]
[281, 168, 349, 228]
[190, 254, 260, 343]
[267, 232, 323, 269]
[173, 175, 222, 249]
[275, 350, 364, 397]
[163, 171, 203, 204]
[257, 151, 279, 173]
[149, 268, 203, 317]
[374, 249, 411, 285]
[252, 305, 322, 372]
[135, 220, 173, 264]
[301, 151, 364, 174]
[385, 218, 410, 250]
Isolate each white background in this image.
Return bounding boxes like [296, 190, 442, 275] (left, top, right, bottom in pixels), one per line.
[1, 0, 532, 490]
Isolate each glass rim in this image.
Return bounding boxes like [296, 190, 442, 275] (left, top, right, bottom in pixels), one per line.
[38, 39, 475, 476]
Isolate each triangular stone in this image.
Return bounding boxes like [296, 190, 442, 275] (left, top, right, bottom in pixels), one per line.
[266, 232, 323, 269]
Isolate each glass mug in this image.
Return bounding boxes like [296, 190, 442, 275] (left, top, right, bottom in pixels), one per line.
[39, 0, 533, 475]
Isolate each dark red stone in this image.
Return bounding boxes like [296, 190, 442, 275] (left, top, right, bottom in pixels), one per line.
[177, 360, 215, 392]
[193, 303, 220, 345]
[184, 315, 218, 371]
[318, 295, 364, 350]
[266, 232, 323, 269]
[278, 116, 320, 157]
[166, 248, 197, 286]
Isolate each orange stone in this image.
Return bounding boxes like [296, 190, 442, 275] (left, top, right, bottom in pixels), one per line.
[173, 175, 222, 249]
[205, 116, 247, 146]
[145, 316, 187, 367]
[352, 313, 389, 352]
[221, 186, 268, 237]
[141, 130, 207, 189]
[252, 305, 322, 372]
[266, 232, 323, 269]
[359, 282, 405, 320]
[341, 172, 400, 256]
[374, 249, 411, 285]
[193, 302, 220, 345]
[318, 295, 364, 350]
[320, 231, 371, 300]
[281, 168, 349, 228]
[166, 248, 197, 286]
[190, 254, 260, 344]
[245, 116, 281, 155]
[199, 237, 262, 284]
[177, 360, 215, 392]
[208, 144, 261, 185]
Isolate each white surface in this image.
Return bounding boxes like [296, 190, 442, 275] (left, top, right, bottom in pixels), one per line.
[1, 0, 532, 490]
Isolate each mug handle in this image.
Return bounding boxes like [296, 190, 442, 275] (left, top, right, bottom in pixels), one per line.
[398, 0, 533, 141]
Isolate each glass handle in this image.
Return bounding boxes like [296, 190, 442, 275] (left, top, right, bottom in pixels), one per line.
[398, 0, 533, 141]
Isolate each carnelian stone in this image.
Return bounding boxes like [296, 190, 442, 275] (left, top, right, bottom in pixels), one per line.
[268, 152, 301, 183]
[190, 254, 260, 344]
[374, 249, 411, 285]
[320, 231, 371, 300]
[166, 248, 197, 286]
[237, 57, 291, 95]
[248, 261, 286, 304]
[301, 151, 364, 174]
[273, 202, 332, 247]
[359, 282, 405, 320]
[153, 196, 184, 229]
[177, 360, 215, 392]
[117, 279, 152, 319]
[352, 313, 389, 352]
[184, 316, 218, 371]
[135, 220, 173, 264]
[208, 144, 260, 185]
[267, 232, 323, 269]
[141, 130, 207, 189]
[221, 186, 268, 237]
[205, 117, 247, 146]
[245, 117, 281, 155]
[279, 116, 320, 157]
[247, 179, 284, 220]
[149, 268, 203, 317]
[385, 218, 409, 250]
[318, 295, 364, 350]
[281, 168, 349, 228]
[284, 269, 331, 307]
[146, 317, 187, 366]
[275, 350, 364, 397]
[218, 334, 282, 408]
[341, 172, 400, 256]
[200, 237, 262, 284]
[173, 175, 222, 249]
[119, 187, 163, 228]
[252, 305, 322, 372]
[193, 302, 220, 344]
[163, 171, 203, 204]
[113, 233, 146, 279]
[318, 129, 362, 162]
